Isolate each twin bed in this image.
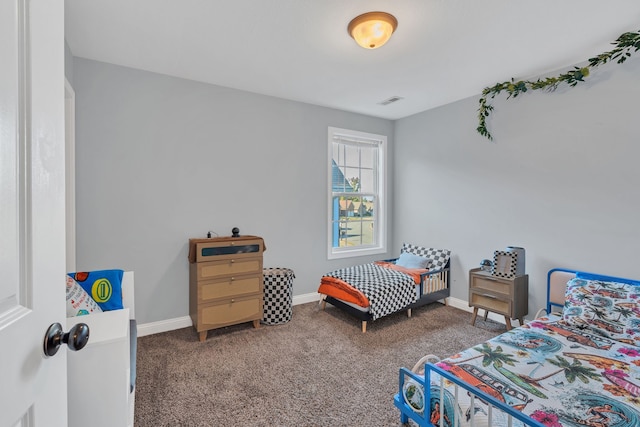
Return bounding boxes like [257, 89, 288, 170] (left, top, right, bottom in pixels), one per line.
[395, 268, 640, 427]
[318, 243, 451, 332]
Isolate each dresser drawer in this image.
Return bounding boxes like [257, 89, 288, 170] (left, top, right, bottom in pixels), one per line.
[197, 256, 262, 280]
[470, 274, 511, 296]
[470, 292, 510, 315]
[198, 274, 262, 303]
[194, 238, 263, 262]
[197, 295, 262, 330]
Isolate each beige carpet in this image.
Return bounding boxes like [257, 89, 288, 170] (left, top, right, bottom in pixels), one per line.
[134, 301, 505, 427]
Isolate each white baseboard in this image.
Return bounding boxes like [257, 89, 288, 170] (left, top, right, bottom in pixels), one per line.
[137, 292, 324, 337]
[445, 296, 473, 313]
[293, 292, 322, 306]
[137, 316, 193, 337]
[136, 294, 502, 337]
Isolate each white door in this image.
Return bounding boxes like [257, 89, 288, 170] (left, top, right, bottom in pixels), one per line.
[0, 0, 68, 426]
[65, 79, 76, 273]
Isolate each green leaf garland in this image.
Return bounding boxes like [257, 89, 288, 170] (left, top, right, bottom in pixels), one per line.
[477, 29, 640, 141]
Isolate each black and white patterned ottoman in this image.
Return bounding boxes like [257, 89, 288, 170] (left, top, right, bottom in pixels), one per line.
[262, 268, 295, 325]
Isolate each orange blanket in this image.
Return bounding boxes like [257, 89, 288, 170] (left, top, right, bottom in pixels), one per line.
[318, 261, 427, 308]
[318, 276, 370, 308]
[373, 261, 426, 284]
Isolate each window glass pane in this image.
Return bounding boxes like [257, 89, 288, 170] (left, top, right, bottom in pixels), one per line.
[359, 169, 374, 193]
[361, 196, 374, 217]
[359, 219, 375, 245]
[361, 146, 375, 169]
[351, 196, 363, 217]
[332, 141, 341, 164]
[331, 196, 341, 222]
[331, 162, 349, 192]
[337, 218, 375, 247]
[343, 145, 359, 167]
[343, 167, 360, 192]
[330, 196, 343, 247]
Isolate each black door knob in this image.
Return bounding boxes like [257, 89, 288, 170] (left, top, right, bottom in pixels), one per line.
[43, 322, 90, 357]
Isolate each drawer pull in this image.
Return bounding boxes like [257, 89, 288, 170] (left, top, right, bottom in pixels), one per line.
[230, 277, 235, 282]
[480, 293, 497, 300]
[230, 259, 235, 264]
[231, 299, 235, 303]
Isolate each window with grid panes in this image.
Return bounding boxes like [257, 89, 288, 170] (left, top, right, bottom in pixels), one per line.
[328, 127, 387, 259]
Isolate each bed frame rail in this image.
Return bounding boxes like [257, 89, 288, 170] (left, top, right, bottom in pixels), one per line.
[394, 362, 545, 427]
[419, 267, 449, 298]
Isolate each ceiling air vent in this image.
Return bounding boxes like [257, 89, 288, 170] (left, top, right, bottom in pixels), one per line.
[378, 96, 403, 106]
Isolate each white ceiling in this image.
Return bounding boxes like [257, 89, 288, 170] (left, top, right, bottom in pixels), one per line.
[65, 0, 640, 120]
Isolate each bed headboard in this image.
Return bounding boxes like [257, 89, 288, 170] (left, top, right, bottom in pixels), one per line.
[546, 268, 576, 314]
[546, 268, 640, 316]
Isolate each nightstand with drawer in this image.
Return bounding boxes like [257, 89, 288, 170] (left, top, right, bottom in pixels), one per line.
[188, 236, 265, 341]
[469, 268, 528, 330]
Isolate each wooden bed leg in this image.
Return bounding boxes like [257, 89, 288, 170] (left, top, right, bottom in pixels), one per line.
[362, 321, 367, 333]
[252, 319, 261, 329]
[471, 307, 478, 326]
[320, 300, 326, 310]
[198, 331, 207, 342]
[443, 298, 448, 306]
[505, 316, 513, 330]
[407, 308, 412, 318]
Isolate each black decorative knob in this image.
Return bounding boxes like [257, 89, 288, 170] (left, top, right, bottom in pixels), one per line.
[43, 322, 90, 357]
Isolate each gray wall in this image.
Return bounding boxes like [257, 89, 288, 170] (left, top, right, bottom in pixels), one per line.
[74, 54, 640, 326]
[393, 56, 640, 317]
[72, 58, 394, 324]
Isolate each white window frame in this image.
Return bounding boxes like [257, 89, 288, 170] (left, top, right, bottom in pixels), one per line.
[327, 127, 387, 260]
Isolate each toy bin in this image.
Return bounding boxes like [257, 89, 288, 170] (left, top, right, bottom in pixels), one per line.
[262, 268, 295, 325]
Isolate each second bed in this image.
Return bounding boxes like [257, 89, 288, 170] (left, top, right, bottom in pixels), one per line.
[318, 243, 451, 332]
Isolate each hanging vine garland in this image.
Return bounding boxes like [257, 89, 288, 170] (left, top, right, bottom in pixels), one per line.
[477, 29, 640, 141]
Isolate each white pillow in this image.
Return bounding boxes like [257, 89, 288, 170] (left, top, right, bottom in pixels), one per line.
[66, 276, 103, 317]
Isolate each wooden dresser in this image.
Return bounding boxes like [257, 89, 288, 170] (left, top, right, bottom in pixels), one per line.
[188, 236, 265, 341]
[469, 268, 528, 330]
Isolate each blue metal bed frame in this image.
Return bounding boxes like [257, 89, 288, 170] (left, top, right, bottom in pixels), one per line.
[394, 267, 639, 427]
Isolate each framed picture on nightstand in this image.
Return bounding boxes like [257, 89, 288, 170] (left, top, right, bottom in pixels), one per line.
[492, 250, 518, 278]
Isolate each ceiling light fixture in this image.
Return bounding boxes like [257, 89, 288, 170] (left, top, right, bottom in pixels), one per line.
[348, 11, 398, 49]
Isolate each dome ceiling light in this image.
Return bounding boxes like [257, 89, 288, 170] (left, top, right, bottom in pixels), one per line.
[347, 11, 398, 49]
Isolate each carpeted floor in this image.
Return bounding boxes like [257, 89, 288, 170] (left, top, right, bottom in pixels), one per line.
[134, 301, 505, 427]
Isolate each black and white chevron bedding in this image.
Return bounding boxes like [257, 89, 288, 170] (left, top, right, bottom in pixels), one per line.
[324, 263, 417, 320]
